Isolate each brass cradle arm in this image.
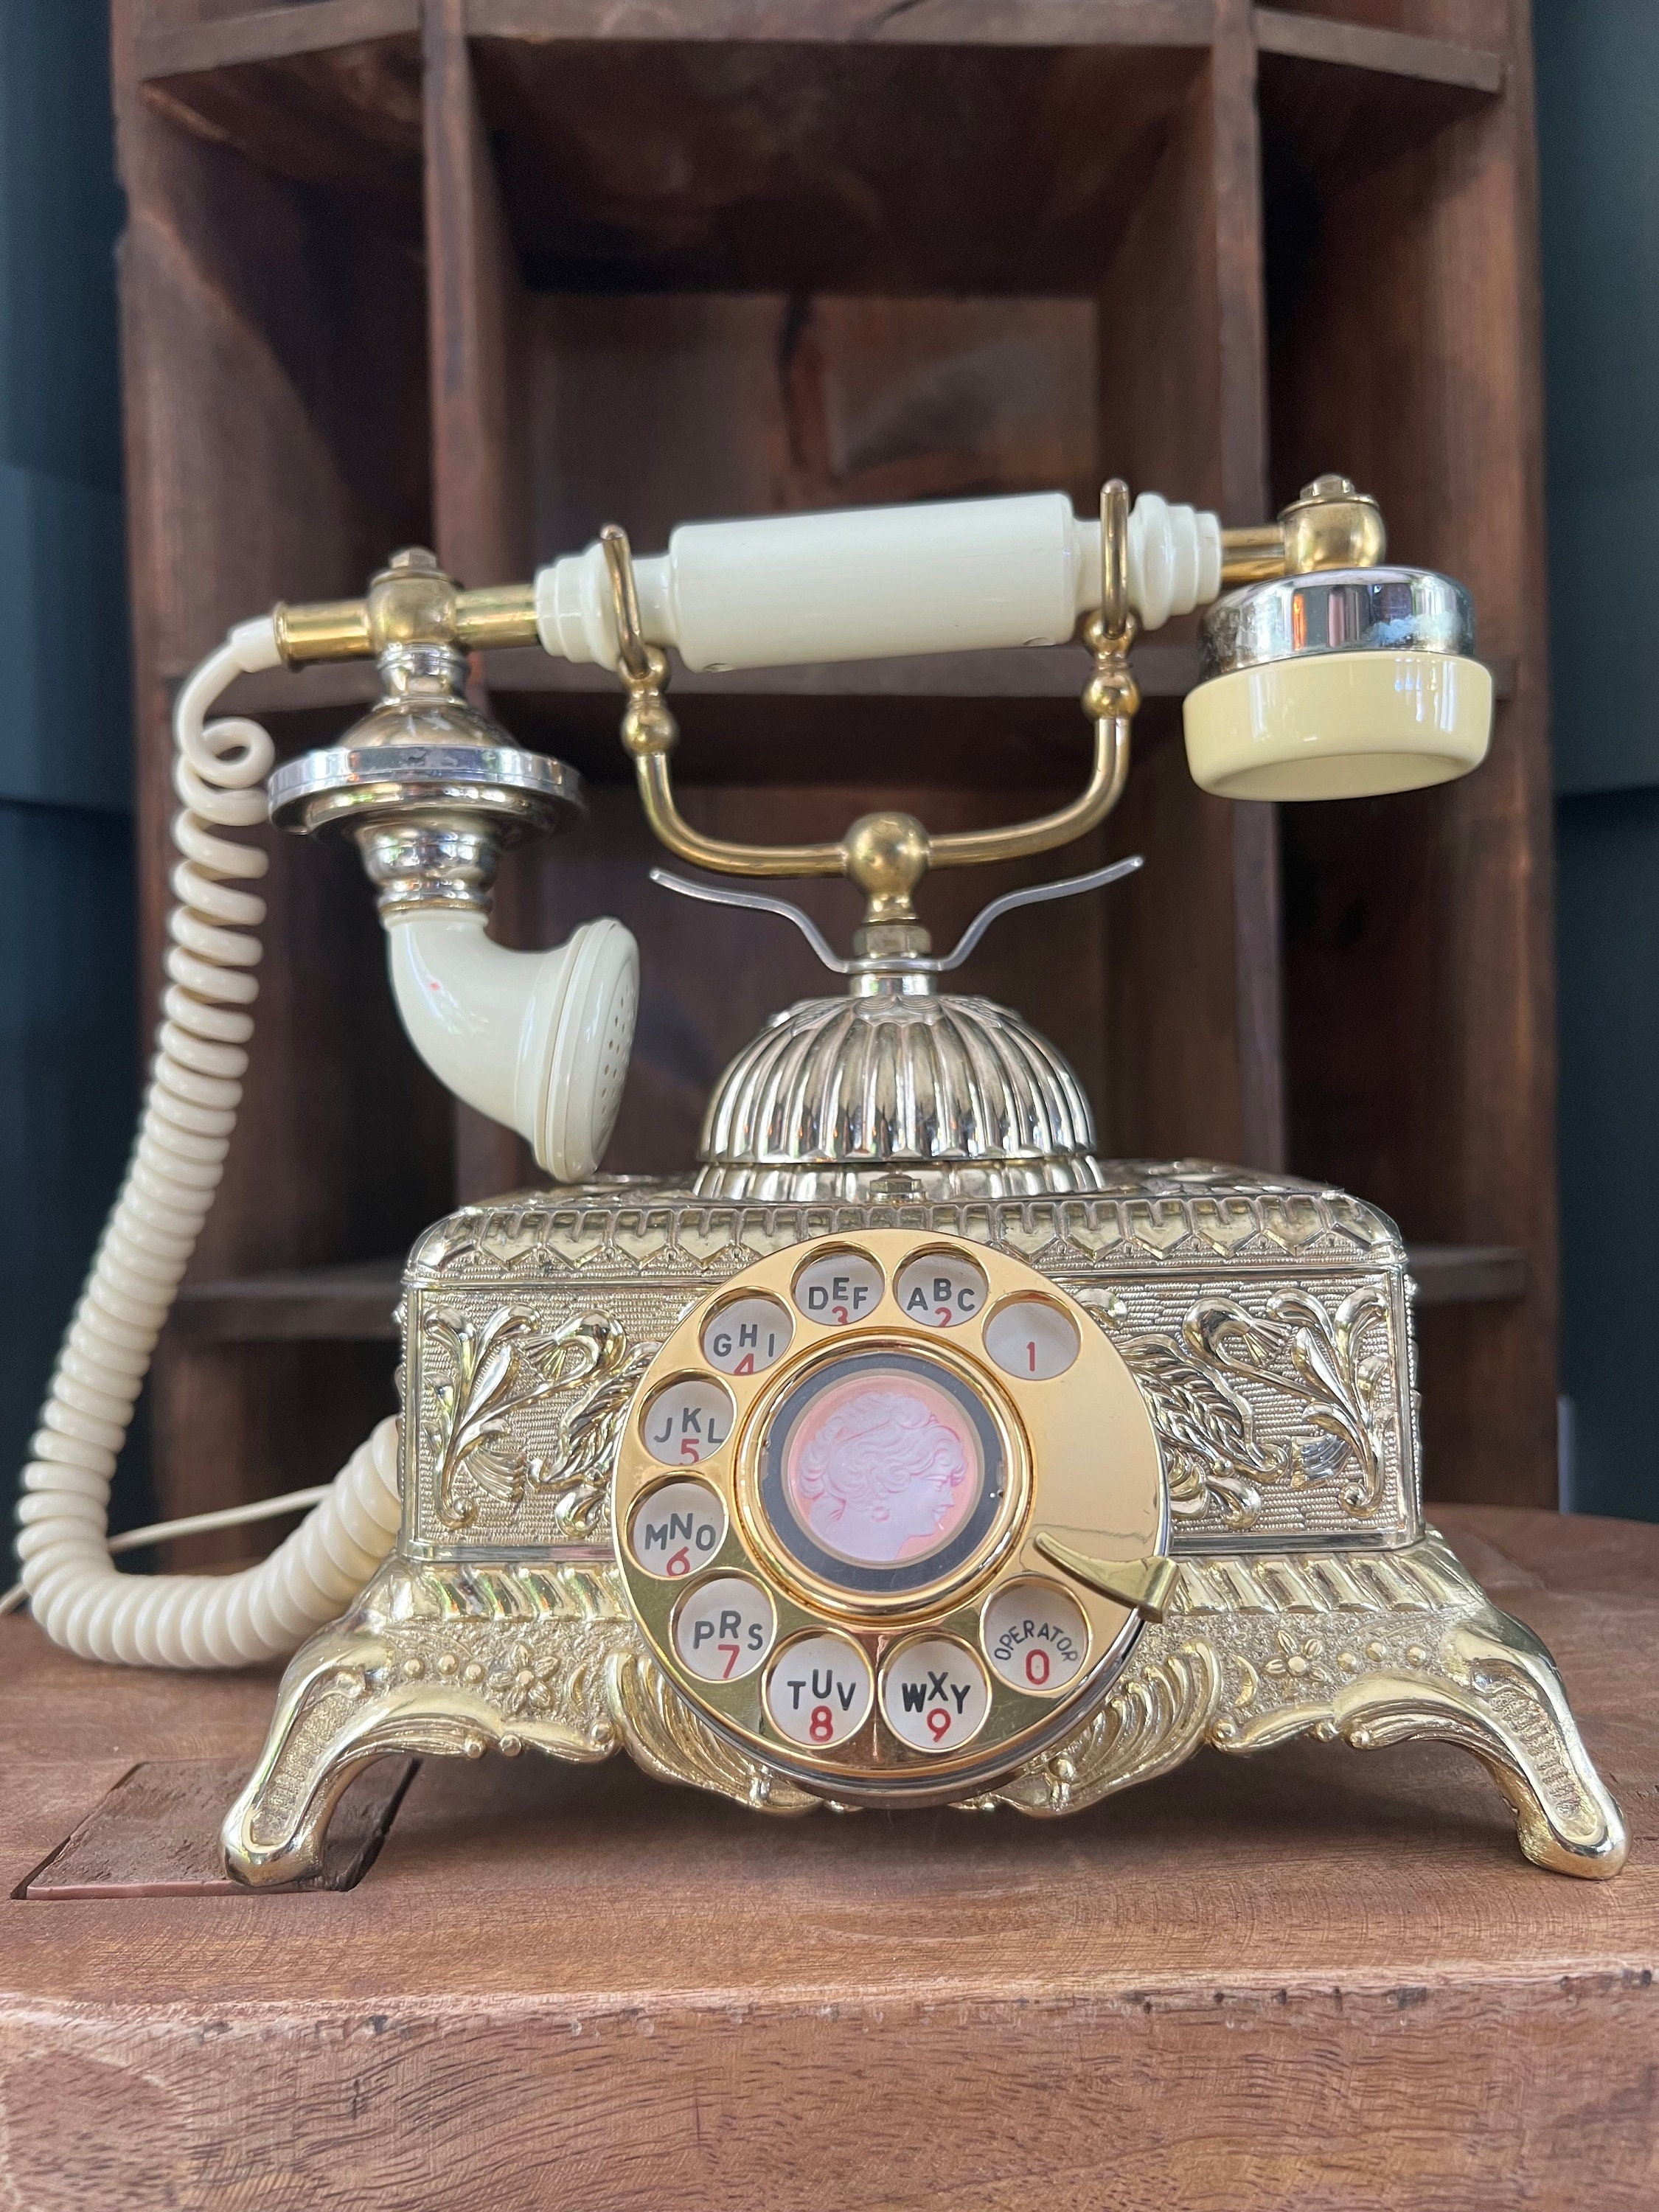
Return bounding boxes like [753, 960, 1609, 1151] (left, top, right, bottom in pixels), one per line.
[602, 487, 1141, 952]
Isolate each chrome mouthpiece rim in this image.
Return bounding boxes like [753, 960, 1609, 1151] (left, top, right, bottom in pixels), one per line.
[267, 741, 584, 838]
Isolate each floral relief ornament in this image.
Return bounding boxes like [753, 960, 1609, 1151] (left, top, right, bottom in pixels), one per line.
[423, 1306, 660, 1533]
[1264, 1628, 1326, 1686]
[1101, 1284, 1391, 1528]
[489, 1640, 560, 1719]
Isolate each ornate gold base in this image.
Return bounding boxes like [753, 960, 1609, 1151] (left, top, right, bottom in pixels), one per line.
[222, 1531, 1626, 1887]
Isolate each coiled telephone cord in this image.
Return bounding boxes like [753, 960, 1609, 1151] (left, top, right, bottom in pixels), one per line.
[11, 622, 401, 1667]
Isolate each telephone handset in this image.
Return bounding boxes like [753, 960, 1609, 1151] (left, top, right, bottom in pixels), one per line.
[17, 470, 1621, 1885]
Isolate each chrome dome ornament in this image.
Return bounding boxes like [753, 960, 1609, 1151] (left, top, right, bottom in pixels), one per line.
[695, 990, 1107, 1200]
[655, 860, 1140, 1200]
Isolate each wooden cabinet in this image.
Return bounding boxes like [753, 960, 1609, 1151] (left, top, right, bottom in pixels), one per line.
[114, 0, 1554, 1543]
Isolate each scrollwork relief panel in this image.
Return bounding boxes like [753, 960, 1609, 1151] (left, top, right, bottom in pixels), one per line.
[408, 1287, 692, 1549]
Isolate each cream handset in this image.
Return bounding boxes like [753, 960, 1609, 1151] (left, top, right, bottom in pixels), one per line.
[14, 476, 1492, 1670]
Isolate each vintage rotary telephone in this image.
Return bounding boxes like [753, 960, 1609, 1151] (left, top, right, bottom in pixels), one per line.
[14, 476, 1624, 1883]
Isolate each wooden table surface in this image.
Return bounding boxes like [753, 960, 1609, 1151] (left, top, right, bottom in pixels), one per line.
[2, 1506, 1655, 2211]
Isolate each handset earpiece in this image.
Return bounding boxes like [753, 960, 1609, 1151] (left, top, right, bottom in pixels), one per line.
[1182, 476, 1494, 800]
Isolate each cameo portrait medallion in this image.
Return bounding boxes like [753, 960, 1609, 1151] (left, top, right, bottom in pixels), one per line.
[757, 1348, 1007, 1599]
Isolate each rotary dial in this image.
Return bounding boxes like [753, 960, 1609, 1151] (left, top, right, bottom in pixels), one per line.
[612, 1228, 1169, 1801]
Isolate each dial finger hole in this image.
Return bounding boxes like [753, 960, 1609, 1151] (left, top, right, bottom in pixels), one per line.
[700, 1293, 793, 1377]
[672, 1574, 776, 1682]
[894, 1249, 988, 1330]
[880, 1636, 991, 1753]
[765, 1631, 873, 1747]
[639, 1376, 735, 1465]
[983, 1294, 1080, 1380]
[982, 1579, 1091, 1694]
[627, 1478, 728, 1580]
[792, 1248, 884, 1329]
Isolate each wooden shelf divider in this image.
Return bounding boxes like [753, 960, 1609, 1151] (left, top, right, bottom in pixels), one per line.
[136, 0, 420, 80]
[1254, 7, 1503, 95]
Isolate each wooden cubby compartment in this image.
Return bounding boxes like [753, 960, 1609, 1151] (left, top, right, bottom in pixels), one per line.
[117, 0, 1551, 1553]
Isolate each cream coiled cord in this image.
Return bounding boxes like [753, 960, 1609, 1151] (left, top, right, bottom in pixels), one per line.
[12, 619, 401, 1667]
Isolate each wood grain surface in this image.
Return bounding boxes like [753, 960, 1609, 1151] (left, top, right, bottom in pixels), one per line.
[1, 1507, 1654, 2208]
[24, 1759, 416, 1899]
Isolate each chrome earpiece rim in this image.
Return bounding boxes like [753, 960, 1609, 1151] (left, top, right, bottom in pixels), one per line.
[1198, 565, 1475, 681]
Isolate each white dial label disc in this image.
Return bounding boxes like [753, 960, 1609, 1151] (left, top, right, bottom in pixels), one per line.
[766, 1631, 874, 1747]
[881, 1637, 991, 1752]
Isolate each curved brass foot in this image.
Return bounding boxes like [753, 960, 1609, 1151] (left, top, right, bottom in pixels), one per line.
[990, 1531, 1627, 1877]
[223, 1559, 629, 1886]
[223, 1557, 813, 1886]
[1327, 1606, 1628, 1877]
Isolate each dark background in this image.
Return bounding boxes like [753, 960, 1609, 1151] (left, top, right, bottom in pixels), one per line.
[1, 0, 1652, 1541]
[0, 2, 149, 1543]
[1537, 1, 1659, 1519]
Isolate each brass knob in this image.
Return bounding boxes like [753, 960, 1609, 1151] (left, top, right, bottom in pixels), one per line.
[844, 811, 930, 922]
[1280, 476, 1387, 574]
[272, 550, 540, 666]
[365, 548, 459, 655]
[1219, 473, 1388, 585]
